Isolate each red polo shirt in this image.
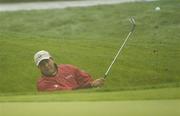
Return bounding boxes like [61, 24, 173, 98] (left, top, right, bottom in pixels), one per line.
[37, 64, 94, 91]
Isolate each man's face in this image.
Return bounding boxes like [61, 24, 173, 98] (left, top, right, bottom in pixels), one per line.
[38, 58, 57, 77]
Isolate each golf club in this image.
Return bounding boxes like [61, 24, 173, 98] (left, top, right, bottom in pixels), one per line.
[103, 17, 136, 79]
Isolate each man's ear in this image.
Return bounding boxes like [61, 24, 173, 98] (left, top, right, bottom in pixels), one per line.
[37, 65, 40, 69]
[50, 57, 54, 60]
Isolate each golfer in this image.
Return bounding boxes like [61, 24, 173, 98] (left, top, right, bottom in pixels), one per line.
[34, 50, 105, 91]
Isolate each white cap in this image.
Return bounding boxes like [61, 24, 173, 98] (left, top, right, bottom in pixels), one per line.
[34, 50, 51, 66]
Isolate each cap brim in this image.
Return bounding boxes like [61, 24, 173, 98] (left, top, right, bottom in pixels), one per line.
[36, 56, 50, 66]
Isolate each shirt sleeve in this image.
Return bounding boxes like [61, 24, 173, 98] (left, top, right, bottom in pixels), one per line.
[71, 65, 94, 88]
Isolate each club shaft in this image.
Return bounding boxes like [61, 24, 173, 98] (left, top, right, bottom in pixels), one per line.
[104, 31, 133, 79]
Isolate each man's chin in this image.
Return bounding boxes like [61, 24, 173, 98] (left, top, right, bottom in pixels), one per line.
[42, 72, 56, 77]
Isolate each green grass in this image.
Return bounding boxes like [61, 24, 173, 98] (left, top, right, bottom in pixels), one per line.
[1, 100, 180, 116]
[0, 1, 179, 115]
[0, 0, 180, 96]
[0, 0, 79, 3]
[0, 87, 179, 102]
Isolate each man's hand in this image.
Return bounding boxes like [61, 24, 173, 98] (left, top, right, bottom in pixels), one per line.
[91, 78, 105, 87]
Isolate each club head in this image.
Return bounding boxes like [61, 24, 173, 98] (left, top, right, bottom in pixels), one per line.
[129, 17, 136, 25]
[129, 17, 136, 32]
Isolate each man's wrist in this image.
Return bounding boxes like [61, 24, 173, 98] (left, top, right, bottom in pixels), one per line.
[90, 81, 94, 87]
